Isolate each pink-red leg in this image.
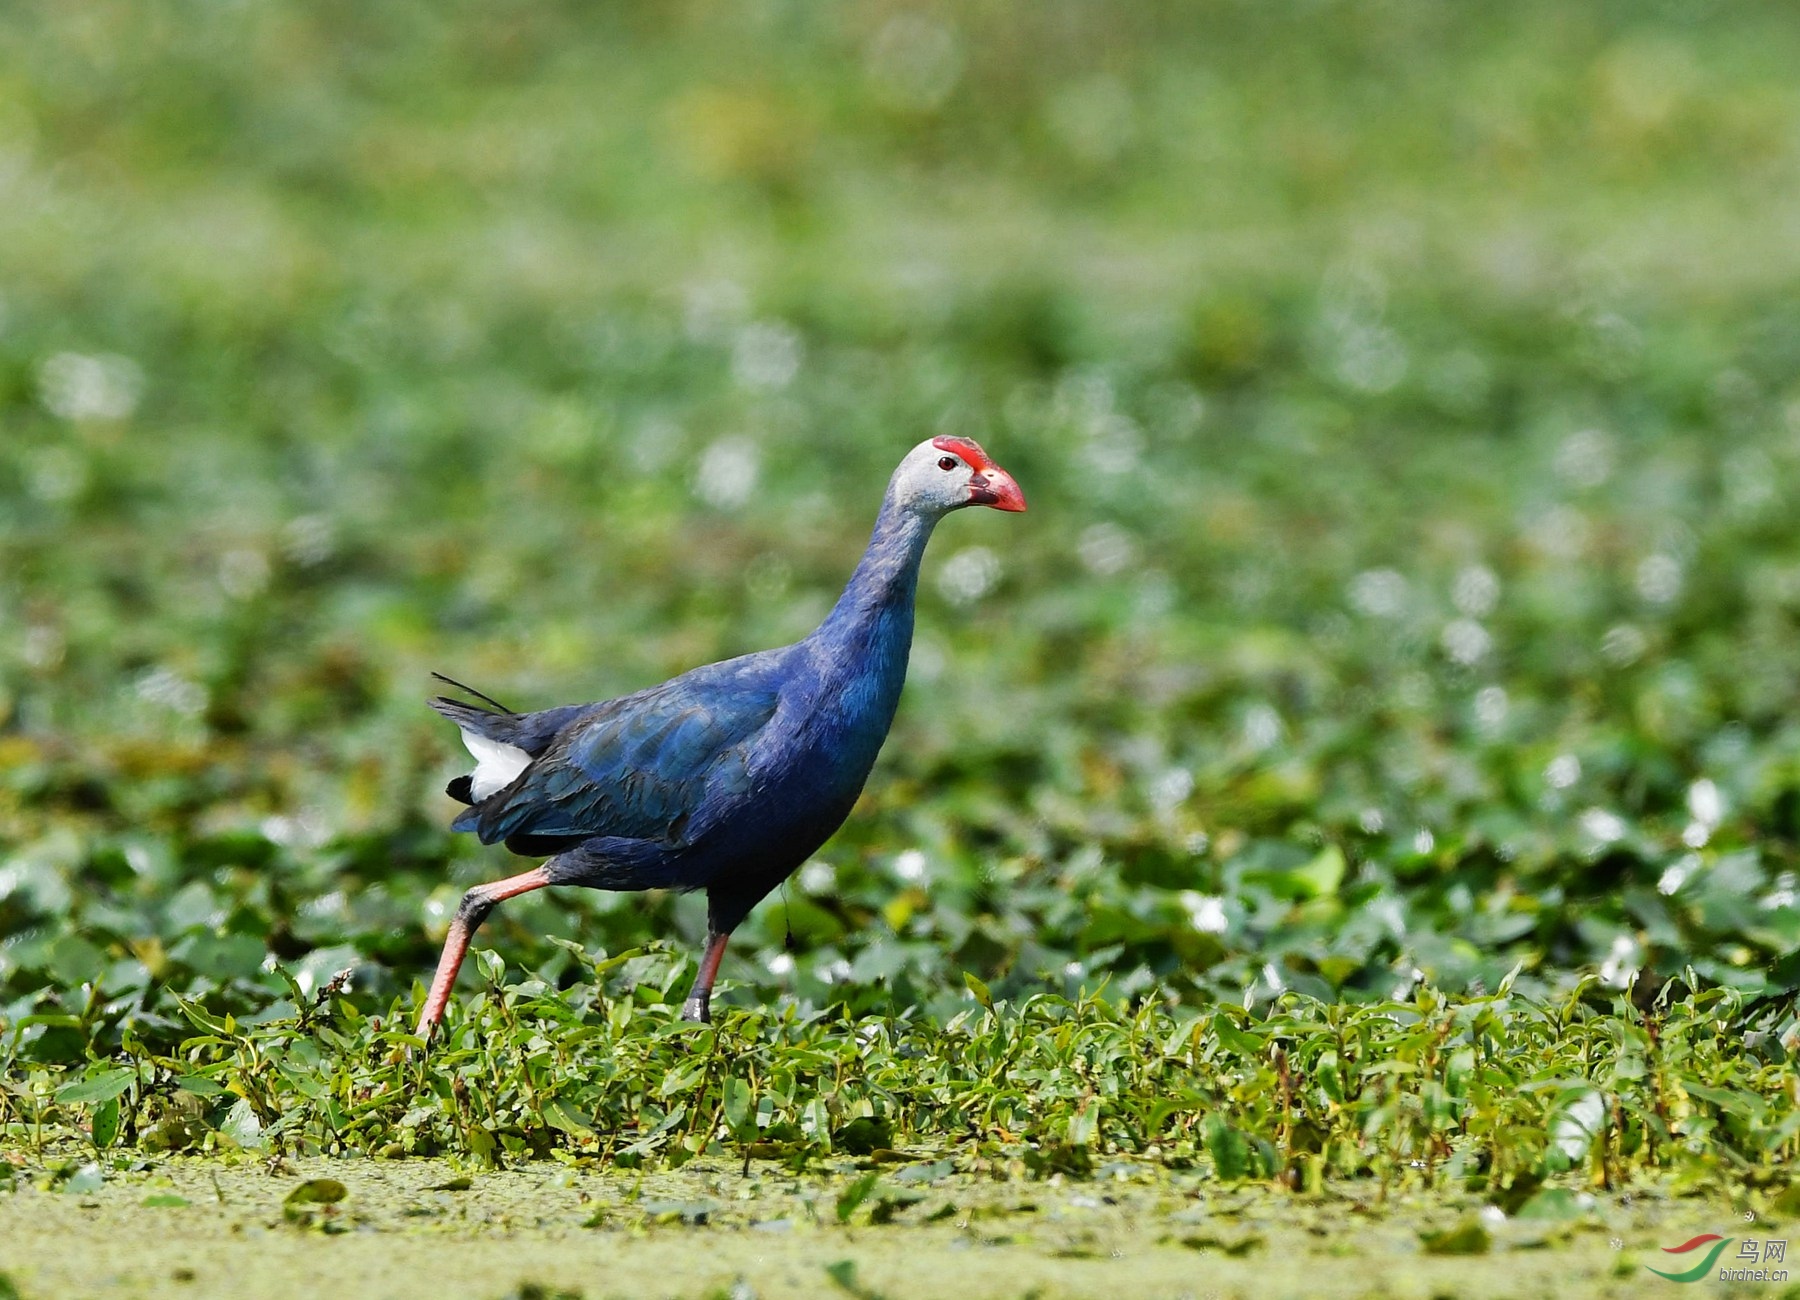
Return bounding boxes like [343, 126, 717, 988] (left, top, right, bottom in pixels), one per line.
[415, 865, 553, 1039]
[680, 930, 731, 1023]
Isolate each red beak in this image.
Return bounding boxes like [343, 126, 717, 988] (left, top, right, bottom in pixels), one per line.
[969, 465, 1027, 512]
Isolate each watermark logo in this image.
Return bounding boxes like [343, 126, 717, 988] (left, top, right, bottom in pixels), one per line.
[1649, 1234, 1788, 1284]
[1649, 1235, 1733, 1283]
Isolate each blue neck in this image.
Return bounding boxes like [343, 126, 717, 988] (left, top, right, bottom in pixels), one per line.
[808, 492, 938, 691]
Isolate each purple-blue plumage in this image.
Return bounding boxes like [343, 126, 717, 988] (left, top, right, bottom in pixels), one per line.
[414, 437, 1026, 1037]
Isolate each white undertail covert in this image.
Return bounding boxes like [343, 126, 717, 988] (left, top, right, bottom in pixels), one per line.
[460, 728, 532, 800]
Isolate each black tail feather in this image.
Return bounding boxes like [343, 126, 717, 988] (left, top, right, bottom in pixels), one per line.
[445, 775, 475, 805]
[429, 671, 516, 715]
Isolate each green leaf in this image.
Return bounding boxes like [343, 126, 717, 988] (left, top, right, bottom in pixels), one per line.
[963, 971, 993, 1011]
[55, 1068, 135, 1105]
[1682, 1083, 1758, 1115]
[283, 1178, 347, 1221]
[1497, 961, 1524, 996]
[1213, 1017, 1264, 1057]
[868, 1189, 925, 1225]
[1180, 1232, 1265, 1257]
[723, 1077, 753, 1133]
[1205, 1115, 1251, 1181]
[1421, 1218, 1492, 1255]
[638, 1198, 717, 1224]
[1243, 845, 1346, 900]
[467, 1125, 498, 1167]
[1293, 844, 1346, 898]
[892, 1159, 955, 1185]
[825, 1259, 875, 1298]
[90, 1096, 121, 1150]
[63, 1162, 104, 1195]
[218, 1098, 264, 1149]
[170, 994, 234, 1037]
[833, 1115, 892, 1156]
[835, 1171, 881, 1223]
[285, 1178, 347, 1205]
[1161, 1019, 1198, 1057]
[545, 1100, 593, 1138]
[1066, 1100, 1099, 1148]
[1515, 1188, 1583, 1221]
[142, 1193, 189, 1208]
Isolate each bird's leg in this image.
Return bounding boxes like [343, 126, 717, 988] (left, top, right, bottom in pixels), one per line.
[415, 865, 553, 1039]
[680, 930, 731, 1023]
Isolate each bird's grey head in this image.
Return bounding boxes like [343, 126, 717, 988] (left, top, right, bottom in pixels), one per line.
[888, 436, 1027, 518]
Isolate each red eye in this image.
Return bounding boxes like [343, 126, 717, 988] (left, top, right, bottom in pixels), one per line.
[937, 456, 958, 471]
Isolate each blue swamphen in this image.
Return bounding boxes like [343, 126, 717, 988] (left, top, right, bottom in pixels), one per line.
[416, 436, 1026, 1037]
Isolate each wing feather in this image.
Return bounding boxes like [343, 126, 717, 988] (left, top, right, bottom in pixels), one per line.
[452, 655, 784, 848]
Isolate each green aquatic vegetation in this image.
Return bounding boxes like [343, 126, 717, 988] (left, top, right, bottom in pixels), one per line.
[0, 1150, 1778, 1300]
[5, 953, 1794, 1201]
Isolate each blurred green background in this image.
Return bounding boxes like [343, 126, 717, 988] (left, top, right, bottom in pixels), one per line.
[4, 0, 1800, 1049]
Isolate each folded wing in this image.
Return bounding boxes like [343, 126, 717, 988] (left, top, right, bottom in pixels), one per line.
[449, 657, 784, 855]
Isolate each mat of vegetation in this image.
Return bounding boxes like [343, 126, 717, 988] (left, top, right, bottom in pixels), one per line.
[1, 1152, 1781, 1300]
[3, 2, 1800, 1290]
